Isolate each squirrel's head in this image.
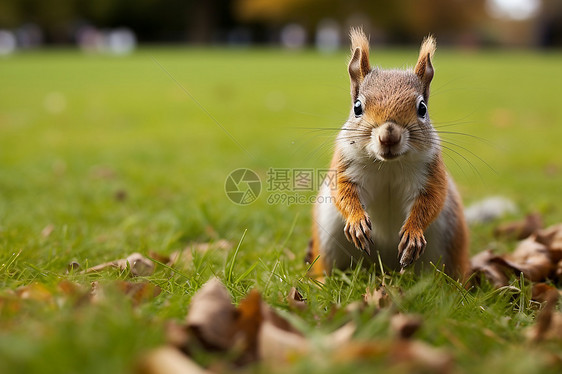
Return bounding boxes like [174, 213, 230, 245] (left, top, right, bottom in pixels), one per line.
[343, 28, 437, 162]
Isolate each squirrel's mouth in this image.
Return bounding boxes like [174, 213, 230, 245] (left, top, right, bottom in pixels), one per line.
[377, 150, 404, 161]
[368, 122, 407, 162]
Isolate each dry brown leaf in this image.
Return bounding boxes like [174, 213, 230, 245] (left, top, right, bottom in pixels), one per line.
[287, 287, 306, 311]
[470, 249, 510, 287]
[555, 261, 562, 280]
[505, 237, 553, 282]
[535, 224, 562, 246]
[56, 280, 93, 307]
[0, 292, 22, 315]
[531, 313, 562, 342]
[116, 281, 162, 306]
[87, 280, 160, 306]
[390, 313, 423, 339]
[66, 261, 81, 273]
[536, 224, 562, 262]
[334, 339, 452, 373]
[262, 304, 302, 334]
[527, 283, 561, 342]
[390, 340, 454, 374]
[165, 321, 192, 351]
[471, 223, 562, 286]
[364, 286, 391, 309]
[57, 280, 84, 296]
[235, 289, 263, 363]
[494, 213, 543, 240]
[89, 281, 103, 303]
[326, 322, 356, 349]
[333, 340, 387, 362]
[16, 283, 53, 302]
[124, 253, 155, 276]
[531, 283, 559, 305]
[344, 301, 366, 314]
[258, 320, 310, 362]
[136, 347, 210, 374]
[186, 278, 238, 351]
[84, 253, 154, 277]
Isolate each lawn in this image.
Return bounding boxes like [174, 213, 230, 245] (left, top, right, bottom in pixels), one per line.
[0, 46, 562, 373]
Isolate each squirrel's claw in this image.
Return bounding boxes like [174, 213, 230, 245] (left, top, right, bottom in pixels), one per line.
[398, 228, 427, 269]
[344, 215, 373, 255]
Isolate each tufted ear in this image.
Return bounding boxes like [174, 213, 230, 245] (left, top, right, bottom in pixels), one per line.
[348, 28, 371, 100]
[414, 35, 436, 100]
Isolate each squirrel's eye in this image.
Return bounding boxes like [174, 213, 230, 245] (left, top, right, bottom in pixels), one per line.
[353, 100, 363, 117]
[417, 100, 427, 118]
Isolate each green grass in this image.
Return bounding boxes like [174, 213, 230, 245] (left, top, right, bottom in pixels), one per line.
[0, 46, 562, 373]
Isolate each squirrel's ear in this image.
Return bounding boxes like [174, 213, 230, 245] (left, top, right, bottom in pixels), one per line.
[414, 35, 436, 99]
[348, 28, 371, 99]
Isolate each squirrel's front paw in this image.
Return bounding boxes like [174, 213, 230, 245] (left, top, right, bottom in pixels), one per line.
[344, 214, 373, 254]
[398, 228, 426, 268]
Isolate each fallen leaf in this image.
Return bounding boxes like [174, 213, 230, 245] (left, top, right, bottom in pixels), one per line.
[494, 213, 543, 240]
[390, 340, 454, 374]
[57, 280, 84, 296]
[89, 281, 102, 303]
[116, 281, 162, 306]
[0, 293, 22, 315]
[536, 224, 562, 261]
[334, 339, 453, 373]
[66, 261, 81, 273]
[84, 252, 154, 277]
[470, 249, 510, 287]
[364, 286, 391, 309]
[235, 289, 263, 363]
[287, 287, 306, 311]
[527, 283, 561, 342]
[326, 322, 356, 349]
[390, 313, 423, 339]
[16, 283, 52, 302]
[261, 304, 301, 334]
[136, 347, 210, 374]
[534, 224, 562, 247]
[123, 253, 155, 276]
[258, 319, 310, 362]
[165, 321, 191, 351]
[504, 237, 553, 282]
[186, 278, 238, 351]
[531, 283, 559, 304]
[471, 223, 562, 286]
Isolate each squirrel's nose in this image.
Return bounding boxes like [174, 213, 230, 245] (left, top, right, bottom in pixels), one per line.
[378, 130, 401, 147]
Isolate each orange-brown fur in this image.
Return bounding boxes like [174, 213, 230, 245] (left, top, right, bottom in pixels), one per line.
[308, 29, 469, 281]
[446, 190, 470, 278]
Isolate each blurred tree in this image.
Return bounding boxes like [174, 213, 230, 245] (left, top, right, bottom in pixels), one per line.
[0, 0, 234, 43]
[235, 0, 487, 43]
[538, 0, 562, 46]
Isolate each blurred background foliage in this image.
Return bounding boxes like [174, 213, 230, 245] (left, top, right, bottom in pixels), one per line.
[0, 0, 561, 48]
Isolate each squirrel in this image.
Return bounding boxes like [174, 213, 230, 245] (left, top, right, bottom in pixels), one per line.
[306, 29, 469, 280]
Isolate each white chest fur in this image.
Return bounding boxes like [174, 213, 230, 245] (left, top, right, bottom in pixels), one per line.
[346, 158, 427, 248]
[315, 139, 448, 271]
